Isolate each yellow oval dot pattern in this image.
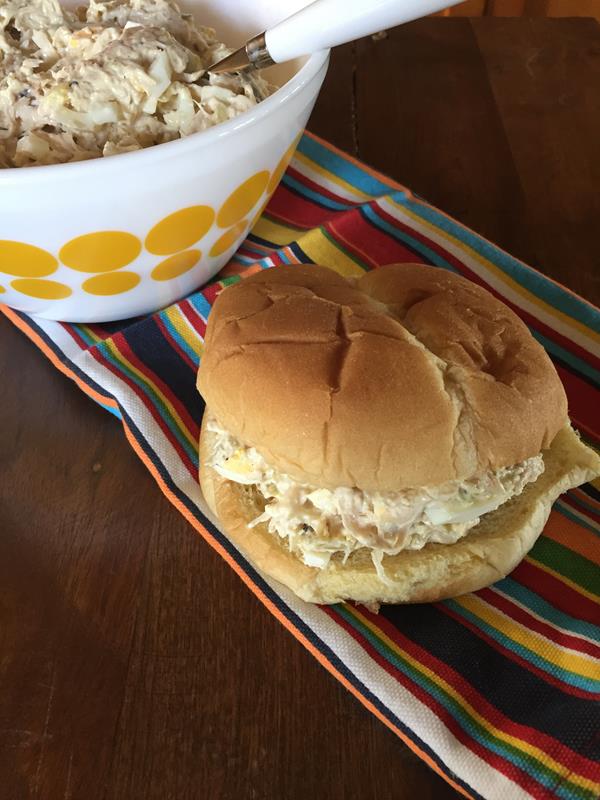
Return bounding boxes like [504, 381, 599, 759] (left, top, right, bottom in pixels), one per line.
[4, 159, 290, 301]
[217, 171, 269, 229]
[209, 221, 248, 258]
[0, 241, 58, 278]
[268, 136, 301, 195]
[151, 249, 201, 282]
[145, 207, 214, 256]
[60, 232, 141, 273]
[251, 197, 272, 231]
[82, 271, 140, 296]
[11, 278, 72, 299]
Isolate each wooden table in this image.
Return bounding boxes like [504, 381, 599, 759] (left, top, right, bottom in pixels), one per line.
[1, 18, 598, 800]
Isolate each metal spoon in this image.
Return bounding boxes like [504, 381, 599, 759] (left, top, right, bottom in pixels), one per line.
[208, 0, 461, 74]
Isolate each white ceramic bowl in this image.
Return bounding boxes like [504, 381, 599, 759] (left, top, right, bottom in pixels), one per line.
[0, 0, 328, 321]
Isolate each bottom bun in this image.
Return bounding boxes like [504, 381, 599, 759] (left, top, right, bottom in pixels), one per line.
[199, 416, 600, 605]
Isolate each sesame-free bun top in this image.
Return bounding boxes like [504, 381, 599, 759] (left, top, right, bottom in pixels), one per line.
[197, 264, 568, 491]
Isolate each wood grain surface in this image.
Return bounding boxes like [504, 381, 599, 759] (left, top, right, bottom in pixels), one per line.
[1, 18, 598, 800]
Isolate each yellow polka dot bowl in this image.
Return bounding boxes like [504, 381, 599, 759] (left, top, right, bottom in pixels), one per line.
[0, 1, 329, 322]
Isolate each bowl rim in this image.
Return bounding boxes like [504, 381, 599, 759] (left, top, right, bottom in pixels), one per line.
[0, 49, 329, 186]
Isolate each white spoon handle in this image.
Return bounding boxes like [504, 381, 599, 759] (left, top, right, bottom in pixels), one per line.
[265, 0, 461, 63]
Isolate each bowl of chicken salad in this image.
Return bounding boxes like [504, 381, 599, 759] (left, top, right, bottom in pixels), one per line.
[0, 0, 329, 321]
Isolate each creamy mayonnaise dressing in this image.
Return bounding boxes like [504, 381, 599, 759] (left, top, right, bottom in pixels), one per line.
[207, 418, 544, 580]
[0, 0, 273, 166]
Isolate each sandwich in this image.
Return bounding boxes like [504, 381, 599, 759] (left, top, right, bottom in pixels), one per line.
[197, 263, 600, 605]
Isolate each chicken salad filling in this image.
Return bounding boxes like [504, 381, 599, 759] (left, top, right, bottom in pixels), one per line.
[0, 0, 274, 167]
[206, 418, 545, 581]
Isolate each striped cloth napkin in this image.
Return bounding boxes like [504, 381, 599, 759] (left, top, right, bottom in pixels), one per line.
[3, 132, 599, 800]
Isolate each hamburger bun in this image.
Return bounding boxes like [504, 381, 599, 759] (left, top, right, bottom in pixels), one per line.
[200, 416, 600, 604]
[198, 263, 567, 491]
[197, 263, 599, 604]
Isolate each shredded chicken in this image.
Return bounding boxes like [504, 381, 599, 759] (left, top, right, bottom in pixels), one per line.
[0, 0, 274, 167]
[206, 419, 545, 581]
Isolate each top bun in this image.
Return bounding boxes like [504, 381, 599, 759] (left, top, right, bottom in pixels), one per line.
[197, 264, 568, 491]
